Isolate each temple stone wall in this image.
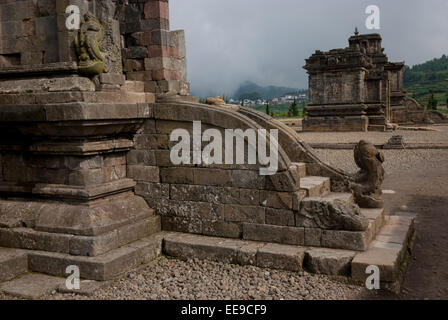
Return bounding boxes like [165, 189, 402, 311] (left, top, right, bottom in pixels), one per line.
[120, 0, 189, 95]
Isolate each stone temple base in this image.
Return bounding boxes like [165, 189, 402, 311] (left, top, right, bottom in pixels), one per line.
[0, 213, 414, 295]
[303, 116, 369, 132]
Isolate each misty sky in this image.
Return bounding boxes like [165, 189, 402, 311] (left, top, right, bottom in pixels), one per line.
[170, 0, 448, 97]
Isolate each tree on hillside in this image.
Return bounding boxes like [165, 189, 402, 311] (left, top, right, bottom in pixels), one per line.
[288, 98, 299, 117]
[427, 93, 438, 110]
[265, 103, 271, 115]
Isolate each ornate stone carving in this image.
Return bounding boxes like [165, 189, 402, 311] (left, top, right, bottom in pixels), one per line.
[350, 140, 385, 208]
[75, 13, 106, 75]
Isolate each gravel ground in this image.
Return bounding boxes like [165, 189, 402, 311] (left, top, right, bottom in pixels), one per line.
[48, 257, 384, 300]
[298, 125, 448, 145]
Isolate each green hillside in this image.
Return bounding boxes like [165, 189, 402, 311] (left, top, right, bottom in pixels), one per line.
[233, 81, 306, 100]
[404, 55, 448, 107]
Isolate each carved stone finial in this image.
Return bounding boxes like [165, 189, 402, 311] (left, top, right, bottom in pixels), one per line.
[350, 140, 385, 208]
[354, 27, 359, 36]
[75, 12, 106, 75]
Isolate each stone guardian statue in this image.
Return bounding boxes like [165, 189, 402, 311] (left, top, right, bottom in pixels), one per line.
[75, 13, 106, 75]
[350, 140, 385, 208]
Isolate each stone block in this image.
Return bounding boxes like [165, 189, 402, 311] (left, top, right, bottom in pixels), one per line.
[0, 248, 28, 282]
[160, 167, 194, 184]
[193, 168, 232, 187]
[135, 182, 169, 200]
[161, 216, 202, 234]
[322, 229, 369, 251]
[163, 233, 240, 264]
[202, 220, 242, 239]
[305, 248, 355, 275]
[127, 165, 160, 183]
[0, 228, 72, 254]
[0, 274, 65, 300]
[231, 170, 265, 189]
[260, 191, 293, 209]
[69, 231, 118, 257]
[222, 188, 260, 206]
[224, 205, 265, 224]
[351, 247, 402, 283]
[304, 228, 322, 247]
[243, 223, 304, 245]
[256, 243, 305, 272]
[127, 150, 156, 166]
[265, 208, 295, 226]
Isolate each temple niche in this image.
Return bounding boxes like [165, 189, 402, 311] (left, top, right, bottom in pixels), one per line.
[303, 30, 425, 132]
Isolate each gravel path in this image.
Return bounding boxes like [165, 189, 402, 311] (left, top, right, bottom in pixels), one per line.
[298, 125, 448, 145]
[49, 257, 383, 300]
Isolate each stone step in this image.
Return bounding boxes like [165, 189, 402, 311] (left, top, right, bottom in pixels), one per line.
[0, 273, 65, 300]
[0, 215, 161, 257]
[351, 215, 416, 291]
[360, 207, 386, 236]
[26, 232, 165, 281]
[163, 232, 357, 276]
[0, 248, 28, 282]
[291, 162, 307, 178]
[300, 176, 331, 197]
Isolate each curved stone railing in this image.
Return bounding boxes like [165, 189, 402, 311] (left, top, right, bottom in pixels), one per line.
[236, 106, 352, 192]
[128, 100, 359, 244]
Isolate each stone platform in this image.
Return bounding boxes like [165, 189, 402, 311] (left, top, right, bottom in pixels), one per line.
[0, 212, 414, 298]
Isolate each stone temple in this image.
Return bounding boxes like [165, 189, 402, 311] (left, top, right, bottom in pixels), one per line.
[0, 1, 414, 296]
[303, 30, 426, 132]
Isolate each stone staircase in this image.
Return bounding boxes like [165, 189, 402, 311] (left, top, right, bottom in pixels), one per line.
[293, 162, 385, 251]
[0, 161, 415, 297]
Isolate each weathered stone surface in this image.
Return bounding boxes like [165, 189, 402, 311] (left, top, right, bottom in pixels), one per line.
[303, 31, 416, 130]
[0, 248, 28, 282]
[256, 243, 306, 271]
[224, 205, 265, 224]
[298, 193, 369, 231]
[321, 229, 370, 251]
[260, 191, 293, 209]
[164, 233, 241, 264]
[352, 246, 402, 283]
[28, 234, 164, 281]
[57, 280, 110, 297]
[305, 248, 356, 275]
[304, 228, 322, 247]
[265, 208, 295, 226]
[350, 140, 385, 208]
[243, 224, 304, 246]
[202, 221, 242, 239]
[300, 176, 330, 197]
[0, 274, 65, 300]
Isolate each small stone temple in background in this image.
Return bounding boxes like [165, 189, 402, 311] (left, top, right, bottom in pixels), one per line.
[302, 29, 425, 132]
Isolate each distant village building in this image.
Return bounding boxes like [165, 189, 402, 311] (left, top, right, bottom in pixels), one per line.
[302, 30, 425, 132]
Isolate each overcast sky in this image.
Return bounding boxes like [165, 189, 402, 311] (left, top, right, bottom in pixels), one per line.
[170, 0, 448, 97]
